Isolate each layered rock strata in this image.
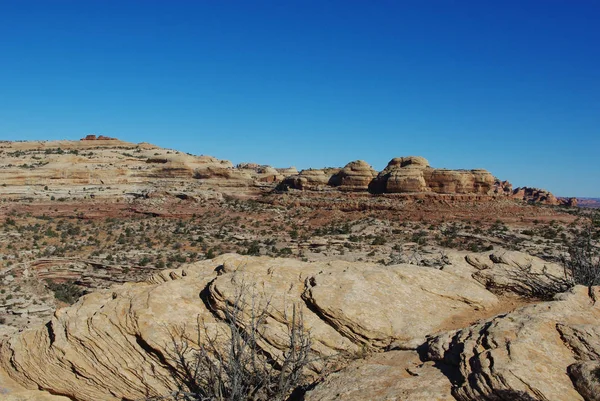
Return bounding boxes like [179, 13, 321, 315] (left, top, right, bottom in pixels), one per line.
[306, 285, 600, 401]
[0, 253, 497, 400]
[283, 156, 574, 205]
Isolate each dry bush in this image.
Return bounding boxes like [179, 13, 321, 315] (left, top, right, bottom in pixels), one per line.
[563, 226, 600, 288]
[152, 285, 312, 401]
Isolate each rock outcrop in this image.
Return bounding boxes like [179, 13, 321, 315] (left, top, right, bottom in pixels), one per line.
[306, 350, 455, 401]
[368, 157, 496, 195]
[465, 250, 568, 298]
[330, 160, 378, 191]
[280, 156, 570, 205]
[0, 253, 498, 401]
[511, 186, 560, 204]
[0, 140, 297, 197]
[1, 253, 598, 400]
[424, 285, 600, 400]
[81, 134, 117, 141]
[306, 285, 600, 401]
[0, 140, 572, 205]
[281, 168, 341, 190]
[369, 156, 430, 193]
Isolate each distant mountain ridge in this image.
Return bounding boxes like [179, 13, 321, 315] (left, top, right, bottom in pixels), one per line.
[577, 198, 600, 208]
[0, 137, 576, 206]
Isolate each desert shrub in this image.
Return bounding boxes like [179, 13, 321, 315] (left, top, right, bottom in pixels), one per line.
[411, 230, 428, 245]
[205, 249, 216, 259]
[158, 285, 312, 401]
[279, 247, 293, 256]
[563, 227, 600, 287]
[46, 280, 85, 304]
[245, 241, 261, 256]
[371, 236, 386, 246]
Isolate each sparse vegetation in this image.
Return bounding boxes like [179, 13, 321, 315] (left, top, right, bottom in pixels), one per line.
[45, 280, 85, 304]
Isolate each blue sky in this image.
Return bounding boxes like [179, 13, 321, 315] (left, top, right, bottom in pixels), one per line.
[1, 1, 598, 197]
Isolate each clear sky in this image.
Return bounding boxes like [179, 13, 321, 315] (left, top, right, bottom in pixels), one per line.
[1, 1, 598, 197]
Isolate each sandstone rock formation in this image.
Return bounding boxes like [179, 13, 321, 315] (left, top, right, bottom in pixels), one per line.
[281, 168, 341, 190]
[512, 186, 560, 204]
[1, 252, 598, 400]
[424, 285, 600, 400]
[329, 160, 378, 191]
[305, 350, 455, 401]
[465, 250, 568, 298]
[368, 157, 496, 195]
[0, 139, 572, 205]
[306, 285, 600, 401]
[81, 134, 117, 141]
[283, 156, 511, 198]
[369, 156, 430, 193]
[280, 155, 571, 205]
[0, 140, 293, 198]
[0, 253, 499, 401]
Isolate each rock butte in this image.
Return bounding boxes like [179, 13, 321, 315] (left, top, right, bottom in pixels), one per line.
[284, 157, 576, 206]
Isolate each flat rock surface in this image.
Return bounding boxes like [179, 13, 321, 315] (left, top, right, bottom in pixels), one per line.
[305, 350, 455, 401]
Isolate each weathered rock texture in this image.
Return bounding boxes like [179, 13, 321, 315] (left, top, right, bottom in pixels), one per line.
[1, 252, 599, 400]
[465, 250, 569, 298]
[369, 157, 497, 195]
[0, 253, 498, 401]
[369, 156, 431, 193]
[329, 160, 378, 191]
[424, 285, 600, 400]
[305, 285, 600, 401]
[0, 140, 294, 198]
[306, 350, 455, 401]
[281, 168, 342, 190]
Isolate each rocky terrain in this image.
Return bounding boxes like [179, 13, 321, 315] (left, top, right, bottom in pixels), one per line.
[0, 252, 598, 400]
[0, 138, 597, 400]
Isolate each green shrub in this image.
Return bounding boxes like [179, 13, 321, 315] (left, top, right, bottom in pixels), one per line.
[46, 280, 85, 304]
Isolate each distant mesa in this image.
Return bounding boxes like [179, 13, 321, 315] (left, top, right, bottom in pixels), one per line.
[0, 138, 578, 206]
[81, 134, 117, 141]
